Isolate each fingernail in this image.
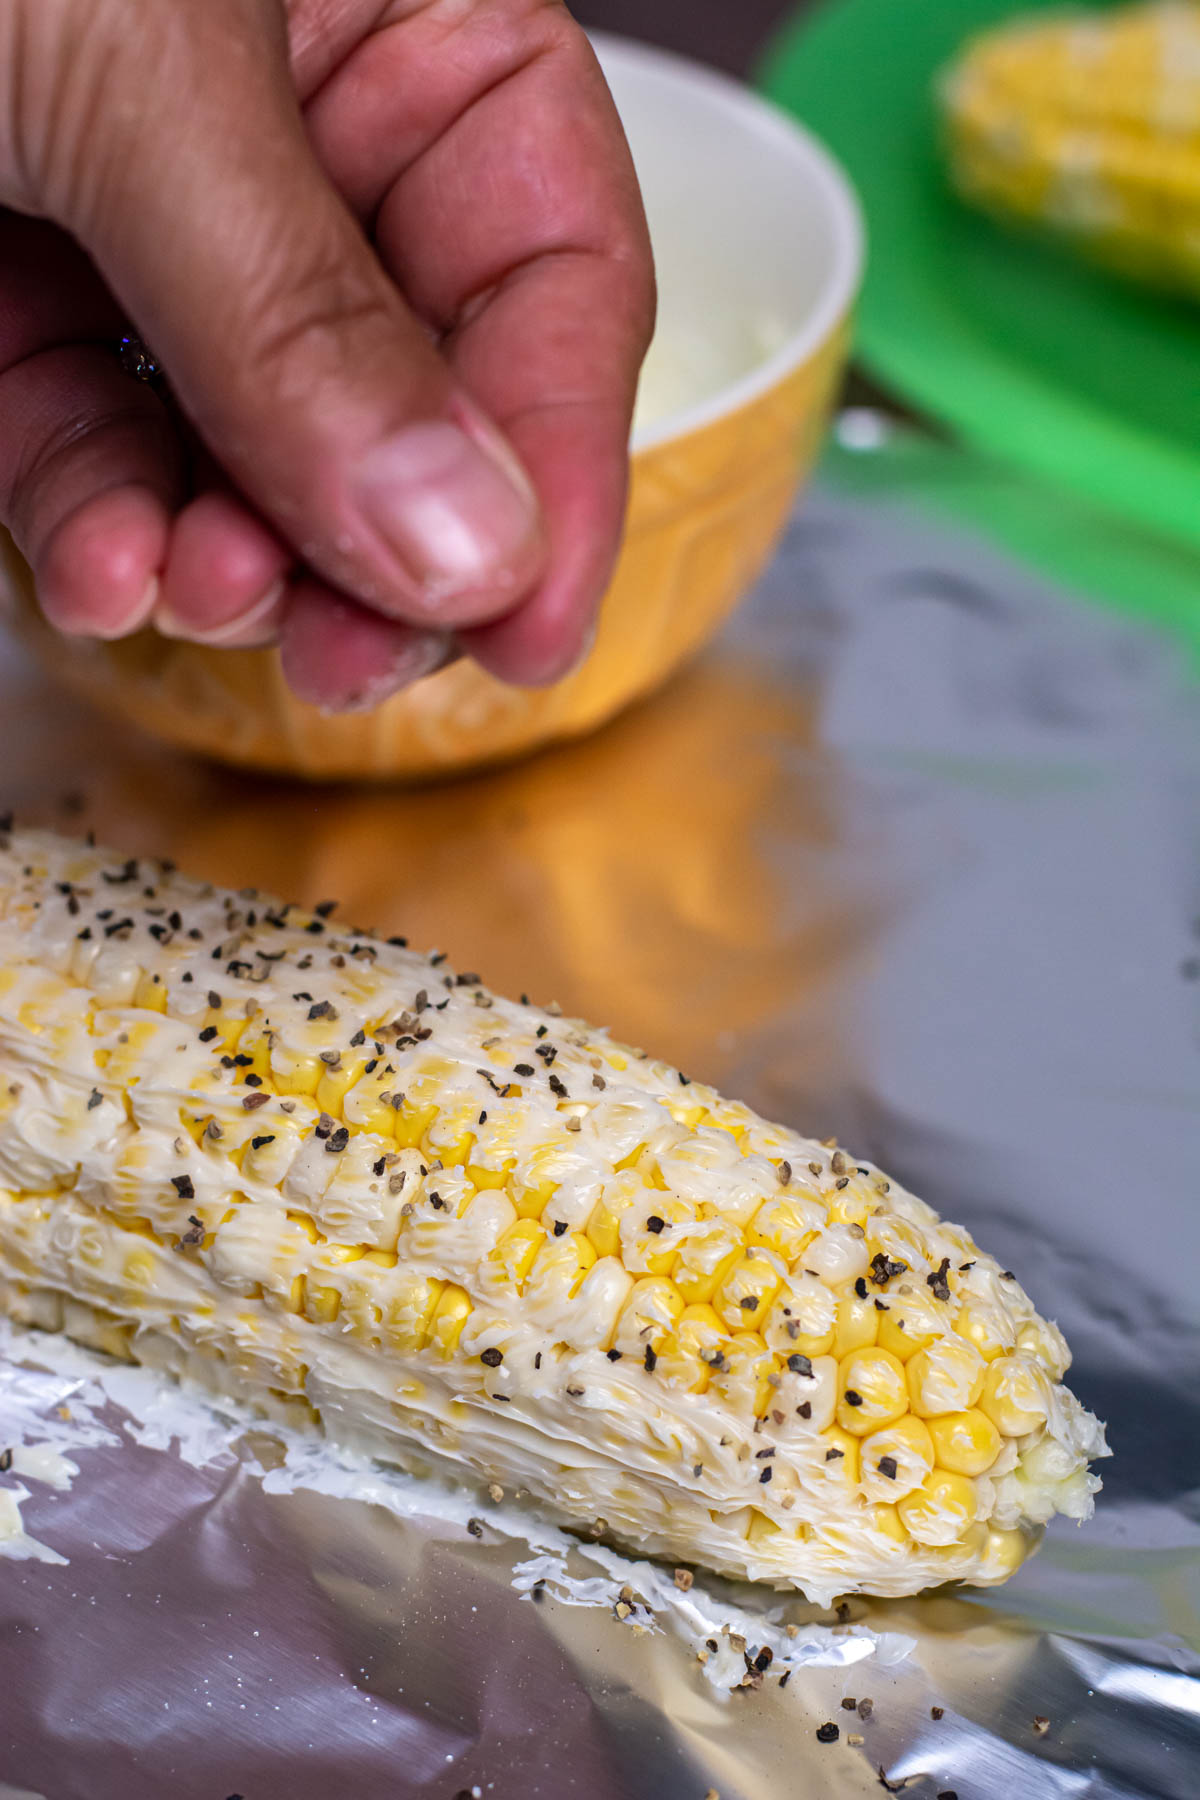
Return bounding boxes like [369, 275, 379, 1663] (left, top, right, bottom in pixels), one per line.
[319, 632, 451, 715]
[41, 571, 157, 639]
[155, 578, 287, 647]
[353, 419, 539, 605]
[568, 614, 599, 675]
[80, 574, 160, 640]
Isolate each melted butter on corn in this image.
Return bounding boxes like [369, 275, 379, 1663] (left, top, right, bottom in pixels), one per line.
[0, 828, 1108, 1601]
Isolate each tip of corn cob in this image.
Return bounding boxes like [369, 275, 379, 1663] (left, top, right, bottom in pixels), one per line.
[940, 1, 1200, 298]
[0, 824, 1108, 1602]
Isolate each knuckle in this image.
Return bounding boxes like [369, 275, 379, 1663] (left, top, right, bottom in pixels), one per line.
[232, 232, 399, 406]
[5, 0, 284, 224]
[0, 338, 170, 534]
[7, 394, 153, 531]
[616, 240, 658, 357]
[3, 0, 147, 219]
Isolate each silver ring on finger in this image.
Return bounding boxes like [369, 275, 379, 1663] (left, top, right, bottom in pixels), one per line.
[116, 333, 165, 385]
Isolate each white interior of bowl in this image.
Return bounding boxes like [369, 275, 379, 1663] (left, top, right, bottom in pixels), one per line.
[591, 34, 864, 449]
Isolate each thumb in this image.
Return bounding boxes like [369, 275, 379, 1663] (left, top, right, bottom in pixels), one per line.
[37, 0, 544, 629]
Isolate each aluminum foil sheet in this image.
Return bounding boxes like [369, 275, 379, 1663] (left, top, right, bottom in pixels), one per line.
[1, 449, 1197, 1798]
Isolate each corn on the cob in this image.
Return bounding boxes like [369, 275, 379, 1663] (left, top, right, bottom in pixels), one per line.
[0, 827, 1106, 1600]
[941, 1, 1200, 297]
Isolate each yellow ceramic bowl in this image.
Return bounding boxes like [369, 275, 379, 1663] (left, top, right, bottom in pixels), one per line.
[0, 37, 862, 780]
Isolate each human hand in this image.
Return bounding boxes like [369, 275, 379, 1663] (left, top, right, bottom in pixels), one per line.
[0, 0, 654, 710]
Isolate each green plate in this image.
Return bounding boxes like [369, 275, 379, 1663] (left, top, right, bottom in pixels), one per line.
[760, 0, 1200, 569]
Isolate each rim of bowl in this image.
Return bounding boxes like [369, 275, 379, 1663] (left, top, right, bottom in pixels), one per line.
[590, 32, 865, 455]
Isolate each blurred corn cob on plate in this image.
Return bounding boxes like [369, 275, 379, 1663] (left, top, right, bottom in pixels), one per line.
[941, 0, 1200, 295]
[762, 0, 1200, 572]
[0, 827, 1107, 1604]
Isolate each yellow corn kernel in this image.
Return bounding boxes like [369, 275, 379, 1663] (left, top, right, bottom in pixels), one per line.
[670, 1225, 742, 1306]
[394, 1100, 440, 1149]
[563, 1256, 633, 1351]
[954, 1303, 1015, 1363]
[746, 1509, 797, 1549]
[747, 1193, 823, 1263]
[907, 1336, 986, 1417]
[760, 1273, 836, 1358]
[121, 1215, 162, 1244]
[979, 1355, 1051, 1437]
[62, 1300, 135, 1360]
[286, 1210, 321, 1245]
[613, 1276, 685, 1355]
[897, 1469, 978, 1547]
[655, 1303, 726, 1392]
[314, 1055, 368, 1119]
[624, 1195, 689, 1277]
[241, 1125, 300, 1186]
[102, 1020, 159, 1087]
[977, 1525, 1032, 1582]
[877, 1313, 927, 1361]
[585, 1170, 645, 1259]
[1016, 1316, 1070, 1381]
[869, 1503, 910, 1548]
[716, 1505, 755, 1543]
[706, 1331, 779, 1418]
[201, 1005, 246, 1053]
[466, 1160, 514, 1192]
[402, 1051, 458, 1097]
[90, 955, 144, 1008]
[268, 1045, 323, 1098]
[428, 1283, 473, 1357]
[636, 1155, 671, 1191]
[525, 1231, 597, 1307]
[282, 1274, 305, 1315]
[383, 1273, 444, 1351]
[339, 1065, 397, 1136]
[16, 993, 51, 1034]
[927, 1409, 1004, 1477]
[323, 1244, 367, 1267]
[926, 1520, 990, 1576]
[712, 1252, 781, 1333]
[665, 1097, 709, 1131]
[694, 1098, 734, 1133]
[836, 1347, 909, 1435]
[876, 1286, 944, 1361]
[132, 971, 168, 1014]
[753, 1370, 781, 1419]
[122, 1247, 157, 1289]
[818, 1425, 860, 1486]
[858, 1414, 935, 1500]
[513, 1178, 558, 1222]
[303, 1280, 341, 1324]
[826, 1177, 875, 1228]
[831, 1287, 879, 1359]
[867, 1215, 930, 1269]
[434, 1130, 475, 1169]
[777, 1326, 837, 1363]
[334, 1273, 385, 1347]
[422, 1110, 481, 1170]
[487, 1219, 547, 1290]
